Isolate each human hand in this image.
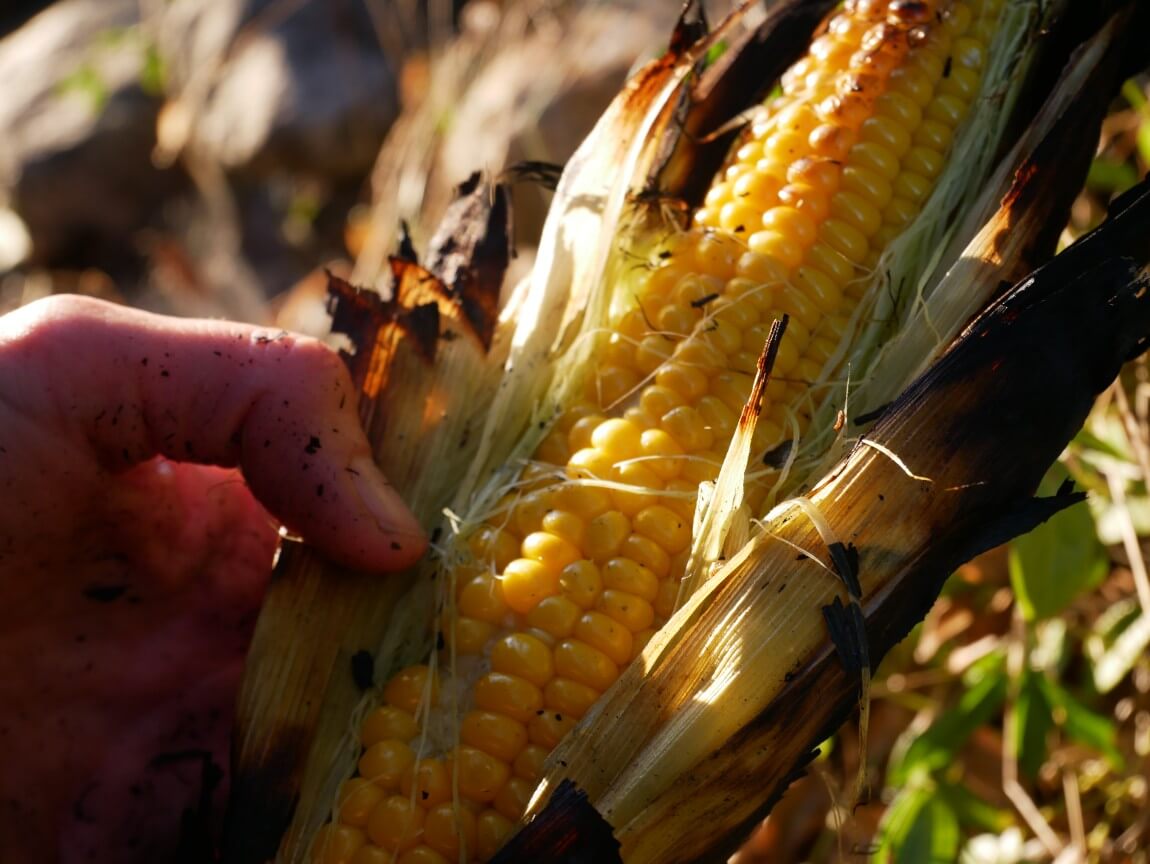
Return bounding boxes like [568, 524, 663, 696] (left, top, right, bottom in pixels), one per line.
[0, 295, 425, 863]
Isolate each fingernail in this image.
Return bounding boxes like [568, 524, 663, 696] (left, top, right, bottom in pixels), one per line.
[349, 456, 424, 542]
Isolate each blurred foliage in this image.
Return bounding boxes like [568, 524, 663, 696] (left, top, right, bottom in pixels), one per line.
[869, 77, 1150, 864]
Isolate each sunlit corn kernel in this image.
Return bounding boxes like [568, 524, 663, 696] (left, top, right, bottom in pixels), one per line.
[820, 217, 870, 262]
[566, 413, 606, 452]
[893, 171, 933, 204]
[914, 118, 953, 151]
[654, 576, 680, 621]
[558, 559, 603, 609]
[449, 617, 496, 656]
[640, 384, 685, 420]
[500, 558, 559, 615]
[461, 711, 529, 764]
[808, 122, 857, 160]
[777, 182, 831, 223]
[401, 758, 452, 809]
[633, 504, 692, 554]
[397, 845, 449, 864]
[490, 632, 554, 687]
[655, 362, 709, 401]
[527, 709, 578, 749]
[349, 844, 390, 864]
[735, 249, 786, 286]
[474, 672, 543, 725]
[424, 804, 477, 859]
[703, 316, 744, 357]
[587, 364, 640, 407]
[597, 588, 656, 632]
[312, 823, 366, 864]
[367, 796, 425, 852]
[697, 395, 738, 441]
[657, 302, 700, 335]
[903, 145, 944, 179]
[451, 747, 511, 804]
[525, 595, 581, 639]
[585, 510, 632, 562]
[358, 740, 415, 790]
[602, 557, 660, 604]
[794, 266, 845, 314]
[552, 483, 611, 521]
[708, 372, 754, 411]
[883, 195, 920, 229]
[554, 638, 620, 691]
[730, 170, 783, 208]
[634, 334, 673, 374]
[609, 461, 662, 517]
[521, 531, 581, 572]
[361, 706, 419, 749]
[476, 810, 514, 861]
[459, 573, 510, 625]
[775, 283, 823, 332]
[493, 777, 536, 822]
[384, 666, 433, 716]
[660, 405, 715, 452]
[511, 488, 552, 536]
[544, 676, 602, 719]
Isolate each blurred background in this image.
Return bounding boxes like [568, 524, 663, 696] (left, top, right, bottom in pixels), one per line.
[2, 2, 1149, 862]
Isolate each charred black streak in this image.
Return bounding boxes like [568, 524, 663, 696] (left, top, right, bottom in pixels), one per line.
[827, 541, 862, 598]
[351, 651, 374, 691]
[690, 292, 720, 309]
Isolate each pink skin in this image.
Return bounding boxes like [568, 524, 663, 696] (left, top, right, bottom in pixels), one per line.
[0, 295, 426, 863]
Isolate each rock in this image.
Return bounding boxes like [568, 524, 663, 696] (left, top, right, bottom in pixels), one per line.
[156, 0, 399, 180]
[0, 0, 186, 270]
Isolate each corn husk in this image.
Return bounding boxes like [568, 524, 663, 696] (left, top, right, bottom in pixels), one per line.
[223, 1, 1137, 860]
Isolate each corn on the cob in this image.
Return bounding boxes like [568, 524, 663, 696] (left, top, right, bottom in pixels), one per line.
[311, 1, 997, 861]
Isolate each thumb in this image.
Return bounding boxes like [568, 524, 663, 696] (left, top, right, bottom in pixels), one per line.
[1, 295, 426, 571]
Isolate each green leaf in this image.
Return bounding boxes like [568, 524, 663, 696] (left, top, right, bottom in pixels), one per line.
[938, 782, 1011, 834]
[57, 64, 109, 114]
[888, 652, 1006, 786]
[140, 43, 166, 95]
[1014, 669, 1052, 779]
[873, 786, 961, 864]
[1086, 157, 1139, 197]
[1009, 469, 1108, 621]
[1036, 675, 1123, 768]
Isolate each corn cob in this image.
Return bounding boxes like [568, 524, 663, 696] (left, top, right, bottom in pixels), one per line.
[311, 1, 998, 861]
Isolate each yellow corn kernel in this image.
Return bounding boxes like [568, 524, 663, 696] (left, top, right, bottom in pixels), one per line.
[558, 559, 603, 609]
[337, 778, 385, 828]
[361, 706, 419, 748]
[476, 811, 514, 861]
[461, 711, 529, 763]
[400, 758, 451, 808]
[597, 589, 656, 632]
[513, 744, 549, 782]
[554, 639, 620, 691]
[358, 740, 414, 790]
[525, 595, 581, 638]
[312, 824, 366, 864]
[489, 633, 553, 687]
[544, 677, 602, 719]
[585, 510, 632, 562]
[383, 666, 432, 715]
[424, 804, 477, 860]
[366, 796, 425, 853]
[493, 778, 536, 822]
[473, 673, 543, 724]
[398, 847, 449, 864]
